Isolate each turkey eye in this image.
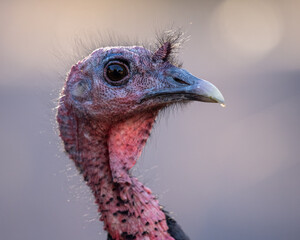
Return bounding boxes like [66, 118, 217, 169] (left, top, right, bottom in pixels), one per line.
[106, 63, 128, 82]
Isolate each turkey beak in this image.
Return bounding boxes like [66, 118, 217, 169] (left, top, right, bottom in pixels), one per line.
[140, 67, 225, 105]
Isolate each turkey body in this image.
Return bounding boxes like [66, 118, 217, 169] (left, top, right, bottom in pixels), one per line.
[108, 211, 190, 240]
[57, 32, 224, 240]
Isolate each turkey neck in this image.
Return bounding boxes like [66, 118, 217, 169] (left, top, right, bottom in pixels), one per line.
[57, 101, 174, 240]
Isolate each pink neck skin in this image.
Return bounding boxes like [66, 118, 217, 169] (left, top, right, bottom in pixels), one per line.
[57, 99, 174, 240]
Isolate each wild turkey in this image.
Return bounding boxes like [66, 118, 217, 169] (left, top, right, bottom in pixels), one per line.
[57, 31, 224, 240]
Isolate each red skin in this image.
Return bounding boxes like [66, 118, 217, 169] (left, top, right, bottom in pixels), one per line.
[57, 46, 176, 239]
[57, 102, 172, 239]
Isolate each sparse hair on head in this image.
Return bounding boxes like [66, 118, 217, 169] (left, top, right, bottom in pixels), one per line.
[69, 28, 188, 71]
[152, 28, 189, 67]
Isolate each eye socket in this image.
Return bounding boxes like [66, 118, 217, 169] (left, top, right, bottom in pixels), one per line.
[104, 61, 129, 85]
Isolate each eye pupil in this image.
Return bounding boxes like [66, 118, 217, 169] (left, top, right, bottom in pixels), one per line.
[106, 63, 128, 82]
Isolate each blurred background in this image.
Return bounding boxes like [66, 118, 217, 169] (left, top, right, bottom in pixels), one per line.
[0, 0, 299, 239]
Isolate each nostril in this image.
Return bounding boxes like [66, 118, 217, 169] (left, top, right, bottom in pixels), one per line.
[173, 77, 190, 85]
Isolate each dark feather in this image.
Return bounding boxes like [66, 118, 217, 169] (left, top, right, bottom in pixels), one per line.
[107, 209, 190, 240]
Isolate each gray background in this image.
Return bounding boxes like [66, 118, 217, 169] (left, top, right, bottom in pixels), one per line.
[0, 0, 299, 239]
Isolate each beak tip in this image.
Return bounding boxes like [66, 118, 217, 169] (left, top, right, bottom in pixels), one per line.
[195, 78, 225, 106]
[209, 88, 225, 106]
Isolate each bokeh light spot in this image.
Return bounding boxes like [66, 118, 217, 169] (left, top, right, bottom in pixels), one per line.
[213, 0, 283, 57]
